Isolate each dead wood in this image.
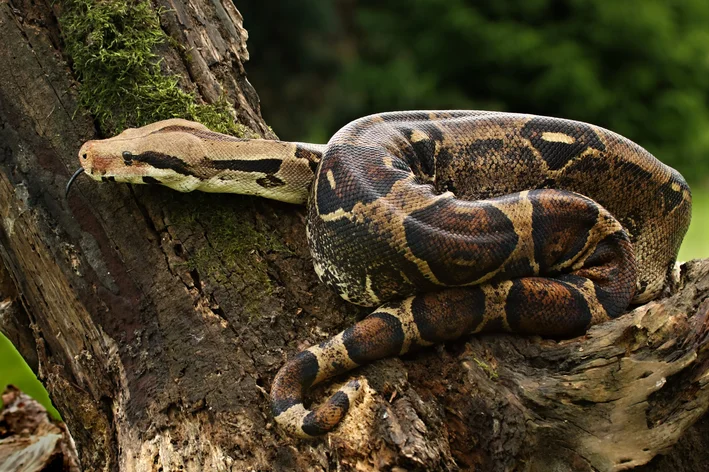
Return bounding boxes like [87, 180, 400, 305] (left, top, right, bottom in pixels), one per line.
[0, 386, 80, 472]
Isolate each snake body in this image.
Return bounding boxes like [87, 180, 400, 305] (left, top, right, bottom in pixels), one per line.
[74, 111, 691, 437]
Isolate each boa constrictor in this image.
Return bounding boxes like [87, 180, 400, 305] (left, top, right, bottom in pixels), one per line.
[69, 111, 692, 437]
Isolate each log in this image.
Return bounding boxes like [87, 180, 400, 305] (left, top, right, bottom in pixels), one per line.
[0, 0, 707, 470]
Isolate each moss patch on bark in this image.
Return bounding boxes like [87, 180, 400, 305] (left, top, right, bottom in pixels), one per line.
[59, 0, 253, 137]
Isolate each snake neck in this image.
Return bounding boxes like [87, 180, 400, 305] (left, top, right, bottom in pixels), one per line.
[79, 118, 325, 205]
[182, 139, 325, 204]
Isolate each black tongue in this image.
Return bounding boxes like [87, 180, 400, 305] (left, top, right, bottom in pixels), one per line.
[65, 167, 85, 198]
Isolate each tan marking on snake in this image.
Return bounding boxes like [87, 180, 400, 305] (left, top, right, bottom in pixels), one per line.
[480, 281, 514, 332]
[326, 169, 337, 190]
[541, 132, 576, 144]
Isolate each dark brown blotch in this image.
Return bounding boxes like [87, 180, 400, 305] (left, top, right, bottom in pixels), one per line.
[210, 158, 282, 174]
[658, 170, 691, 213]
[520, 117, 605, 171]
[301, 390, 350, 436]
[530, 189, 599, 272]
[317, 143, 409, 214]
[404, 197, 517, 285]
[270, 350, 320, 416]
[505, 278, 591, 337]
[572, 230, 635, 317]
[342, 312, 405, 364]
[257, 174, 286, 188]
[410, 288, 486, 343]
[133, 151, 198, 177]
[295, 144, 323, 172]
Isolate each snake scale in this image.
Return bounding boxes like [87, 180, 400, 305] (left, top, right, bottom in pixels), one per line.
[69, 111, 692, 438]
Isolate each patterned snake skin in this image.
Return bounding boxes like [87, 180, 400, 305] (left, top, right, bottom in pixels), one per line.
[72, 111, 692, 437]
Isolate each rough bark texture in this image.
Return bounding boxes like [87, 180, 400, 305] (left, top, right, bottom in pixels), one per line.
[0, 0, 708, 471]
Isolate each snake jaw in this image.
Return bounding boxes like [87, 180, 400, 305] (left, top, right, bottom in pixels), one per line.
[65, 167, 85, 198]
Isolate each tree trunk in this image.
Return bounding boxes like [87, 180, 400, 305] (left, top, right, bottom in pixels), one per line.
[1, 1, 708, 471]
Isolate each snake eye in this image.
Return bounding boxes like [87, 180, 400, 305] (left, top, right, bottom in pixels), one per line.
[82, 153, 88, 160]
[122, 151, 133, 161]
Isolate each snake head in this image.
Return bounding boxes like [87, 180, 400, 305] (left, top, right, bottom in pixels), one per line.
[69, 119, 211, 195]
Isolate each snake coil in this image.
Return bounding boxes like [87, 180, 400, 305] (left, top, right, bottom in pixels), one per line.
[71, 111, 691, 437]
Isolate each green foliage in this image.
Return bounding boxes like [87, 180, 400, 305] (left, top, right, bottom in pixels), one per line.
[60, 0, 251, 136]
[0, 333, 60, 419]
[679, 186, 709, 261]
[241, 0, 709, 181]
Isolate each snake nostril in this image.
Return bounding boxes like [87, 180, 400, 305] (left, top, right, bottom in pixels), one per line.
[82, 153, 88, 159]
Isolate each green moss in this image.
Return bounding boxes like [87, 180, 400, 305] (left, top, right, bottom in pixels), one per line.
[59, 0, 283, 319]
[189, 210, 270, 287]
[170, 196, 291, 298]
[185, 204, 284, 318]
[59, 0, 254, 137]
[473, 357, 499, 380]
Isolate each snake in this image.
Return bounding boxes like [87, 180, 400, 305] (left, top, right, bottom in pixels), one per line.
[68, 111, 692, 438]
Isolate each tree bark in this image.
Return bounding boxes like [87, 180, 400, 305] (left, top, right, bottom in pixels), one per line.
[0, 1, 708, 471]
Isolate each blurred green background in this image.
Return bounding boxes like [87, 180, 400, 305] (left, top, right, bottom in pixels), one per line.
[1, 0, 707, 416]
